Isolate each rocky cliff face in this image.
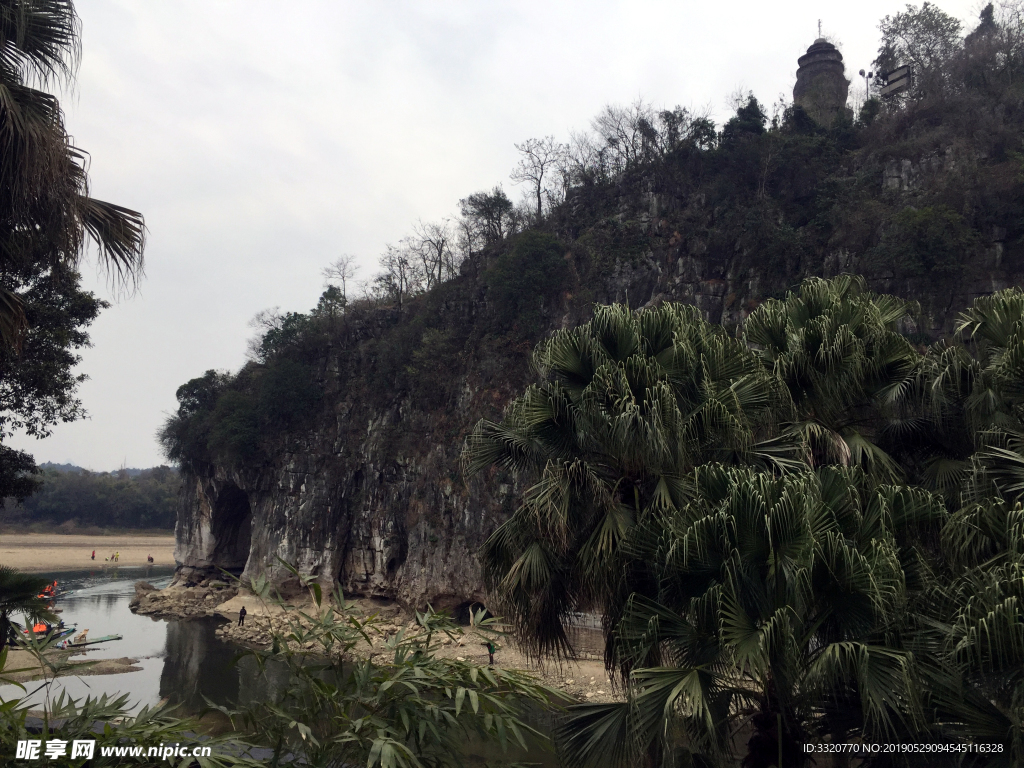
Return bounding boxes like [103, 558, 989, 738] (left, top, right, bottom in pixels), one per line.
[172, 128, 1024, 611]
[172, 301, 532, 612]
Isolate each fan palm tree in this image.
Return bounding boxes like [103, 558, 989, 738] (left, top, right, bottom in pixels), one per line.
[464, 302, 802, 661]
[949, 289, 1024, 503]
[922, 498, 1024, 765]
[557, 465, 946, 768]
[0, 565, 56, 644]
[0, 0, 145, 348]
[743, 275, 922, 482]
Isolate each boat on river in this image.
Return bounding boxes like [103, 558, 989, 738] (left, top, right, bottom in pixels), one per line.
[12, 623, 77, 646]
[67, 633, 122, 647]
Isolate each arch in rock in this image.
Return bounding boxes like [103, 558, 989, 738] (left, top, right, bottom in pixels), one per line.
[210, 484, 252, 574]
[452, 600, 489, 626]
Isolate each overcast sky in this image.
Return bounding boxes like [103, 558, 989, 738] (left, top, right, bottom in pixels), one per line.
[7, 0, 985, 471]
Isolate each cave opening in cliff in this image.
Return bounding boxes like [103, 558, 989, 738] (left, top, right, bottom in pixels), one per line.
[453, 601, 489, 626]
[210, 484, 252, 575]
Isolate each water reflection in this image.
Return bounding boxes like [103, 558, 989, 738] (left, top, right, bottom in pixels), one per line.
[159, 618, 240, 712]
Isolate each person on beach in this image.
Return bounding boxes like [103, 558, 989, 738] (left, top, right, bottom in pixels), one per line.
[238, 606, 247, 627]
[114, 551, 119, 562]
[91, 550, 95, 560]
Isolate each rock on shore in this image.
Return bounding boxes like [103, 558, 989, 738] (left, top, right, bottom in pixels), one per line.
[130, 577, 237, 619]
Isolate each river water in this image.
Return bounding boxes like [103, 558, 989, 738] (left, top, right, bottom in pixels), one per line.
[0, 567, 245, 714]
[0, 568, 562, 766]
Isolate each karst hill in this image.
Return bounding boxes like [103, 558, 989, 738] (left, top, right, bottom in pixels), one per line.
[162, 4, 1024, 609]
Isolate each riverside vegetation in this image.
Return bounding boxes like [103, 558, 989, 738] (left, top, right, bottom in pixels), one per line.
[9, 2, 1024, 768]
[2, 566, 568, 768]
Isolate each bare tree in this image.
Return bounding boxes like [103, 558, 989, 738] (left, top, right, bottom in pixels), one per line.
[558, 129, 604, 187]
[510, 136, 566, 220]
[377, 243, 425, 308]
[590, 99, 657, 173]
[246, 307, 284, 362]
[322, 254, 360, 302]
[407, 220, 458, 288]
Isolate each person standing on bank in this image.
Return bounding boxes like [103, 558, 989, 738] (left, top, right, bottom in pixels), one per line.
[91, 550, 95, 561]
[486, 640, 495, 666]
[238, 606, 247, 627]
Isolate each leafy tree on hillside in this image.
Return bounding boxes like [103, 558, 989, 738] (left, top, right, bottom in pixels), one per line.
[875, 2, 963, 94]
[458, 187, 517, 248]
[483, 231, 571, 337]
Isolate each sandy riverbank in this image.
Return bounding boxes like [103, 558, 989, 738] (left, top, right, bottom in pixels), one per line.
[134, 583, 621, 703]
[3, 648, 142, 683]
[0, 534, 176, 572]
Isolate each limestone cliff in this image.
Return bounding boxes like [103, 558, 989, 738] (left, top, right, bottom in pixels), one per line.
[170, 92, 1024, 611]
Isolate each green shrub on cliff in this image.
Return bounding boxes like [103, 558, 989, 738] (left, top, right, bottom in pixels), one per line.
[867, 204, 979, 281]
[484, 231, 570, 337]
[161, 349, 323, 470]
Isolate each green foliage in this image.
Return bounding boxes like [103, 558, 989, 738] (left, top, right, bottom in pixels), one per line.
[0, 0, 145, 349]
[0, 0, 145, 506]
[745, 275, 922, 480]
[465, 301, 800, 658]
[255, 358, 322, 430]
[875, 2, 962, 86]
[206, 391, 261, 466]
[254, 312, 317, 363]
[720, 94, 767, 144]
[3, 465, 179, 529]
[470, 281, 1024, 765]
[312, 285, 346, 320]
[0, 261, 106, 441]
[484, 231, 570, 337]
[868, 205, 979, 281]
[460, 186, 515, 247]
[0, 444, 41, 501]
[161, 358, 322, 470]
[558, 466, 943, 767]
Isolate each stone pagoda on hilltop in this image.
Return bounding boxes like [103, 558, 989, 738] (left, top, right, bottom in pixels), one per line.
[793, 30, 850, 127]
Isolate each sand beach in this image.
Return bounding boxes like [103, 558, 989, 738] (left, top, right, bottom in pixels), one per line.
[0, 533, 176, 572]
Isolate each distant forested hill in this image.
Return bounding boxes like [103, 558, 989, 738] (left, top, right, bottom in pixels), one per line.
[2, 466, 179, 530]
